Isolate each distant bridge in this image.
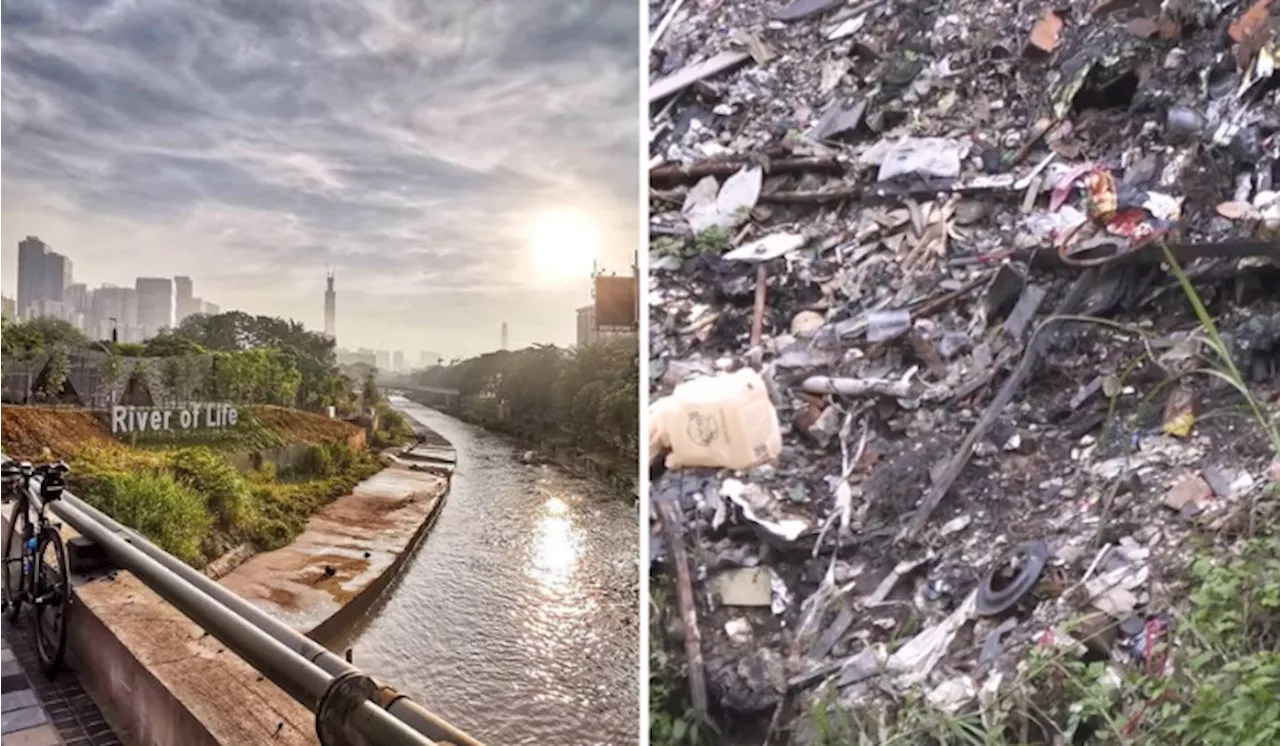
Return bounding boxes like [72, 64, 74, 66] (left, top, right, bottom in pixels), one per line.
[391, 386, 460, 410]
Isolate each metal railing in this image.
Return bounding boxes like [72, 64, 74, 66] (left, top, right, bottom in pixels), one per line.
[3, 456, 484, 746]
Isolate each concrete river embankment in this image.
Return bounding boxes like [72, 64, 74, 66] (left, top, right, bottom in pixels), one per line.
[334, 396, 640, 745]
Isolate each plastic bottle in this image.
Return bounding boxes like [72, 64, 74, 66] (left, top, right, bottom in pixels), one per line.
[865, 309, 913, 342]
[656, 368, 783, 471]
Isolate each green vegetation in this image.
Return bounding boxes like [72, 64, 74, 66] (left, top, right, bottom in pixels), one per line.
[412, 337, 638, 479]
[695, 225, 733, 254]
[2, 310, 358, 413]
[164, 311, 354, 411]
[1, 311, 390, 567]
[72, 439, 381, 566]
[372, 403, 415, 448]
[360, 371, 416, 448]
[651, 578, 717, 746]
[652, 226, 733, 258]
[86, 471, 213, 566]
[795, 521, 1280, 746]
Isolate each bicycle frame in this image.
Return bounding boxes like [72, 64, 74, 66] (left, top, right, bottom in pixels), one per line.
[4, 462, 67, 598]
[6, 476, 46, 601]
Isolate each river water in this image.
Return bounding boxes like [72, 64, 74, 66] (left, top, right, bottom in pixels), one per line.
[337, 397, 639, 745]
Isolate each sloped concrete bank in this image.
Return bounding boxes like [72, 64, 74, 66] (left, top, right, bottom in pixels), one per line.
[1, 428, 458, 746]
[219, 433, 457, 643]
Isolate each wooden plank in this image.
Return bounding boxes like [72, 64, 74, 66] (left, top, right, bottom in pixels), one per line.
[649, 51, 751, 103]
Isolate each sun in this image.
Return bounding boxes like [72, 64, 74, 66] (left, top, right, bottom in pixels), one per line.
[528, 207, 599, 281]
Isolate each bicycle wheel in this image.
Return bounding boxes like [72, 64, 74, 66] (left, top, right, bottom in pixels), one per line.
[3, 503, 31, 621]
[34, 526, 70, 676]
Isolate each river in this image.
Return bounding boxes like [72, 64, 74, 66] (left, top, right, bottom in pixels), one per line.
[335, 396, 639, 745]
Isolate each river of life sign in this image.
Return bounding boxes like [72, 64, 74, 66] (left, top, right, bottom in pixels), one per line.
[111, 403, 239, 435]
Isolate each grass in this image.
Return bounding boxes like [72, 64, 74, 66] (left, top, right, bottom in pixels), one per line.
[71, 438, 381, 567]
[799, 519, 1280, 745]
[652, 226, 735, 259]
[650, 577, 719, 746]
[651, 247, 1280, 744]
[371, 402, 415, 449]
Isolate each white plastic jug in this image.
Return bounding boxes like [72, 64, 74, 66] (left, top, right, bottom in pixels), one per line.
[653, 368, 782, 471]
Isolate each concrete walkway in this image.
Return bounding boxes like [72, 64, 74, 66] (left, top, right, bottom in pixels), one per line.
[2, 617, 122, 746]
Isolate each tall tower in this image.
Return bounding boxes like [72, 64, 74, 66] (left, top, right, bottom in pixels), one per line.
[174, 276, 193, 323]
[324, 272, 336, 341]
[17, 237, 47, 318]
[501, 322, 509, 350]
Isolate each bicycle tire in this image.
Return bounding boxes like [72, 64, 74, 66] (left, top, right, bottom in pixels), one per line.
[3, 503, 32, 621]
[34, 526, 70, 676]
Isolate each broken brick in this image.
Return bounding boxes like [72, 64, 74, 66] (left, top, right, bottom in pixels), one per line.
[1229, 0, 1274, 46]
[1027, 11, 1064, 56]
[1163, 475, 1213, 512]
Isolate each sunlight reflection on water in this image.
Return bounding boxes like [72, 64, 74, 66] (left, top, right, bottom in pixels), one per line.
[343, 399, 638, 746]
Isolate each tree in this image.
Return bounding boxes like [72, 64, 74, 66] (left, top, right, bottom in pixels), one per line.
[100, 351, 124, 406]
[143, 331, 206, 358]
[362, 369, 380, 412]
[23, 318, 88, 348]
[175, 311, 337, 411]
[211, 349, 301, 405]
[409, 337, 638, 461]
[40, 346, 71, 402]
[3, 318, 52, 403]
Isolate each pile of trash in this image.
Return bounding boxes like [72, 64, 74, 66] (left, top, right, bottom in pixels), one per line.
[647, 0, 1280, 741]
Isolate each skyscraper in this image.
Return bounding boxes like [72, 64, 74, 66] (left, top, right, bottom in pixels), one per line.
[501, 322, 509, 350]
[135, 277, 174, 340]
[91, 285, 139, 342]
[64, 283, 91, 332]
[17, 237, 45, 317]
[202, 301, 221, 315]
[17, 236, 72, 319]
[576, 304, 597, 347]
[324, 272, 336, 341]
[64, 283, 89, 312]
[376, 349, 390, 370]
[174, 276, 195, 324]
[47, 253, 72, 310]
[392, 350, 404, 371]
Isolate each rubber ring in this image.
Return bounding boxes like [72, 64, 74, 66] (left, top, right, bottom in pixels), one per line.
[975, 539, 1049, 616]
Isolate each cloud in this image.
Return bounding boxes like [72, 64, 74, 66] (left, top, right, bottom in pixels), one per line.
[1, 0, 638, 358]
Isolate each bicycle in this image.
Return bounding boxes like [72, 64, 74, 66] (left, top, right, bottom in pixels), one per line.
[2, 459, 72, 676]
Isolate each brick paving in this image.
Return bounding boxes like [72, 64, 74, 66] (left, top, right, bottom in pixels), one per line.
[2, 617, 123, 746]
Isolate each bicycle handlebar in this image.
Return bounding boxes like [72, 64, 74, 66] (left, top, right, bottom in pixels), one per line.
[34, 462, 70, 476]
[1, 460, 70, 499]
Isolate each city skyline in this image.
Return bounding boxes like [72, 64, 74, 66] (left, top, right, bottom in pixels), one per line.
[4, 236, 460, 362]
[6, 235, 223, 343]
[1, 1, 638, 360]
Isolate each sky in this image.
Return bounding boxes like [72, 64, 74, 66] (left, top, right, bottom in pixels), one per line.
[1, 0, 639, 360]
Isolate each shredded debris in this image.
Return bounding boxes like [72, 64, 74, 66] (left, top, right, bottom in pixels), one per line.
[648, 0, 1280, 740]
